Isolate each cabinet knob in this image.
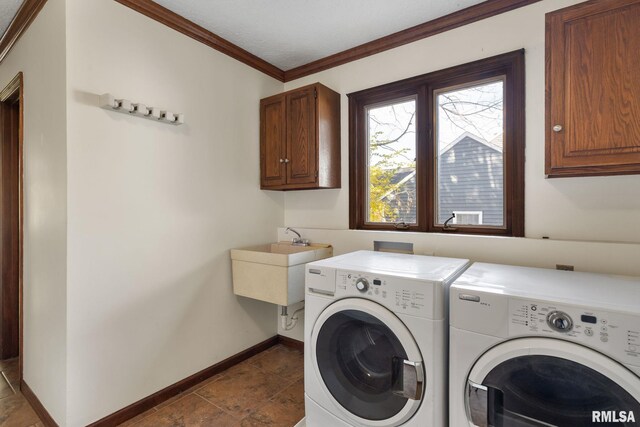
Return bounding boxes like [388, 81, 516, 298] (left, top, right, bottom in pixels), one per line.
[553, 125, 563, 132]
[284, 159, 290, 163]
[279, 159, 284, 163]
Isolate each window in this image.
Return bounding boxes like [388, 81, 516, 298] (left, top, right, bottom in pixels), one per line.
[366, 98, 417, 225]
[348, 50, 524, 236]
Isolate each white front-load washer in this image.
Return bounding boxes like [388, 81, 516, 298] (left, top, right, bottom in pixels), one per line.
[450, 263, 640, 427]
[304, 250, 470, 427]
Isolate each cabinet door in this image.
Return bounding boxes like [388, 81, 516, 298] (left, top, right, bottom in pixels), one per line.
[260, 95, 287, 187]
[286, 87, 317, 185]
[546, 0, 640, 177]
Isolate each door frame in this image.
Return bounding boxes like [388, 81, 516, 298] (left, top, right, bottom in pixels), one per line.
[0, 72, 24, 384]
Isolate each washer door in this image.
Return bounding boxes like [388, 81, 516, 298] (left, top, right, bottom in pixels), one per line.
[466, 338, 640, 426]
[311, 298, 425, 426]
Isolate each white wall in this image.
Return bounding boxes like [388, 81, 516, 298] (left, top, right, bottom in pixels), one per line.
[64, 1, 284, 425]
[283, 0, 640, 244]
[0, 0, 68, 424]
[279, 0, 640, 340]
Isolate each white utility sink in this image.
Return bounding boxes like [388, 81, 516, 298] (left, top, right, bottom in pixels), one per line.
[230, 242, 333, 305]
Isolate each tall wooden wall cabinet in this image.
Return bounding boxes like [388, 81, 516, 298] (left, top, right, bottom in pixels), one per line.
[260, 83, 341, 190]
[546, 0, 640, 177]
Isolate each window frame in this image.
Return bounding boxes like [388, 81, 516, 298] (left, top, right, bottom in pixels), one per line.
[348, 50, 525, 237]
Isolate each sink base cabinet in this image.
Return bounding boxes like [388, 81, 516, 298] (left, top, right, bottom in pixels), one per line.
[260, 83, 340, 190]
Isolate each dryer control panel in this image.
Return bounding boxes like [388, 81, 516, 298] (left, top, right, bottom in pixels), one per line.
[334, 270, 440, 319]
[509, 298, 640, 367]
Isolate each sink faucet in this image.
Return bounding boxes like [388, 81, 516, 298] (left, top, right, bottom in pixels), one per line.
[285, 227, 310, 246]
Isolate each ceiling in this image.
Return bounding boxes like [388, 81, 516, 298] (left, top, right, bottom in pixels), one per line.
[0, 0, 24, 39]
[152, 0, 487, 71]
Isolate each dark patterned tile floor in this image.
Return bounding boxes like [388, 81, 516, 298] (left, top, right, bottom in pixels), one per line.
[0, 344, 304, 427]
[0, 358, 42, 427]
[120, 344, 305, 427]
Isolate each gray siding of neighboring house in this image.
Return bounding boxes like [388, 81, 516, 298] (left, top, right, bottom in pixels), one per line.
[438, 137, 503, 225]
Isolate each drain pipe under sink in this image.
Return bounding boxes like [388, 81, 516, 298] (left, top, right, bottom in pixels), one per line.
[280, 305, 304, 331]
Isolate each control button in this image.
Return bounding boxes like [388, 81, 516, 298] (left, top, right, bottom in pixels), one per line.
[531, 305, 537, 311]
[601, 336, 609, 343]
[601, 326, 608, 332]
[355, 278, 369, 293]
[547, 311, 573, 333]
[601, 319, 608, 325]
[584, 328, 594, 337]
[630, 345, 638, 352]
[459, 294, 480, 302]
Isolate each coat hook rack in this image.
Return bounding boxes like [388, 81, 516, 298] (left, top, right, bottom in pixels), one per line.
[99, 93, 184, 125]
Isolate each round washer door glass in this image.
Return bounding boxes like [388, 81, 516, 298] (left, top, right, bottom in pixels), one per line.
[467, 339, 640, 427]
[315, 308, 418, 421]
[483, 355, 640, 426]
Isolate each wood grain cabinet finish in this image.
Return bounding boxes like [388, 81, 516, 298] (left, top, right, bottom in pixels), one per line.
[546, 0, 640, 177]
[260, 83, 340, 190]
[260, 96, 287, 187]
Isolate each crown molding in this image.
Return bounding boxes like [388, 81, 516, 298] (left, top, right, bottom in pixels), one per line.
[0, 0, 544, 83]
[284, 0, 543, 82]
[115, 0, 286, 82]
[0, 0, 48, 65]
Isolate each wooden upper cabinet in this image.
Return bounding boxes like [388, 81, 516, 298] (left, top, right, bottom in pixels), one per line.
[260, 83, 340, 190]
[286, 87, 317, 185]
[260, 95, 287, 187]
[546, 0, 640, 177]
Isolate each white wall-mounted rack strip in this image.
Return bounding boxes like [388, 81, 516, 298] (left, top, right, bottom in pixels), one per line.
[99, 93, 184, 126]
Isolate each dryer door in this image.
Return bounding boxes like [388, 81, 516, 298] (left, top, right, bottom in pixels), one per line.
[465, 338, 640, 426]
[311, 298, 424, 426]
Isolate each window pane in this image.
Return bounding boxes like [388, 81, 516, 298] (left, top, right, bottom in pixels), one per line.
[436, 80, 504, 227]
[453, 211, 483, 225]
[366, 99, 417, 224]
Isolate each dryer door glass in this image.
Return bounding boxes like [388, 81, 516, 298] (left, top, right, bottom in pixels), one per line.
[475, 355, 640, 426]
[315, 309, 418, 420]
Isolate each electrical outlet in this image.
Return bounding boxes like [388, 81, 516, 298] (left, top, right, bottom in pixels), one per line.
[556, 264, 574, 271]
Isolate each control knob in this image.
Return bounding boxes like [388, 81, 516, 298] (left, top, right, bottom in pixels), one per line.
[547, 311, 573, 332]
[355, 278, 369, 293]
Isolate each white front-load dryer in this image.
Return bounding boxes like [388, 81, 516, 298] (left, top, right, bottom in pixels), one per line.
[449, 263, 640, 427]
[304, 250, 470, 427]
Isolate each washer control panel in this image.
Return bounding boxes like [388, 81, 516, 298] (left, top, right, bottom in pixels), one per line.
[546, 310, 573, 332]
[335, 269, 436, 318]
[509, 298, 640, 367]
[355, 278, 370, 293]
